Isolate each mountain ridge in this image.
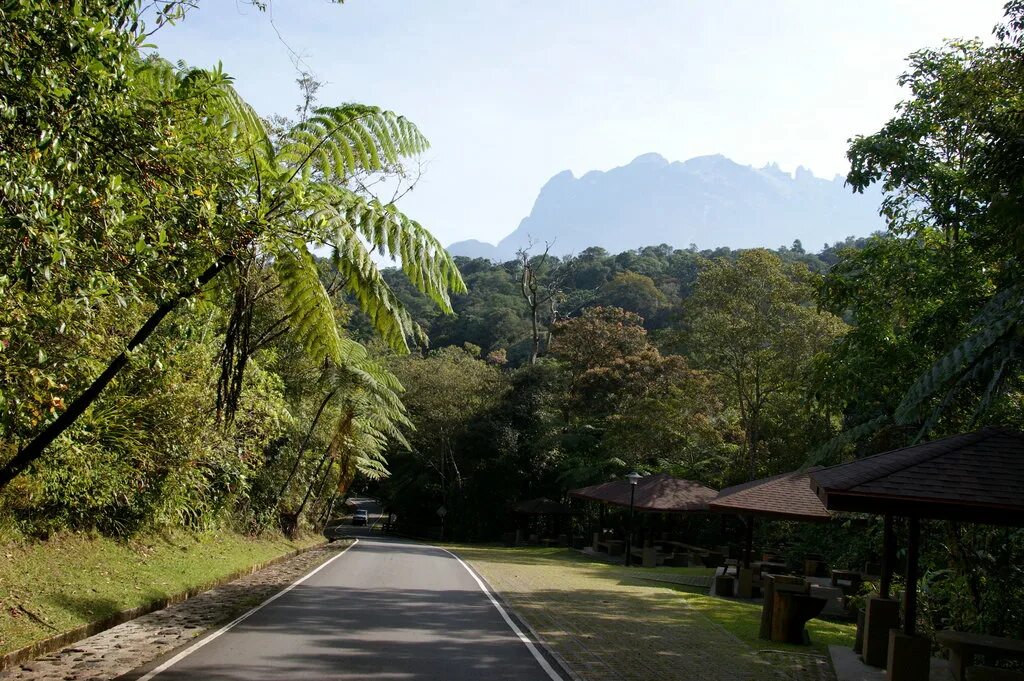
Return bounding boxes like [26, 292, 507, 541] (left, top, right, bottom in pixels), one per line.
[448, 153, 884, 261]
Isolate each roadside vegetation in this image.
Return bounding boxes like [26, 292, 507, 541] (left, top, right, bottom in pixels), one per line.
[0, 528, 321, 656]
[2, 0, 1024, 661]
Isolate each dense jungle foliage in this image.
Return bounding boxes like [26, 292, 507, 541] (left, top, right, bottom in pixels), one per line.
[1, 0, 1023, 645]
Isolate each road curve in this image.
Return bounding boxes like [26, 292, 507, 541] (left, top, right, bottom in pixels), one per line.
[129, 529, 561, 680]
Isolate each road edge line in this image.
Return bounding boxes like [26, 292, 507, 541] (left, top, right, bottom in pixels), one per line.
[137, 538, 360, 680]
[437, 546, 565, 681]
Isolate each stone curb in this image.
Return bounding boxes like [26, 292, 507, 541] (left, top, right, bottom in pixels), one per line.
[0, 539, 328, 672]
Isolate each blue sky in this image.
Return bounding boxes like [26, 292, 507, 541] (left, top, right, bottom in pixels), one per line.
[151, 1, 1005, 247]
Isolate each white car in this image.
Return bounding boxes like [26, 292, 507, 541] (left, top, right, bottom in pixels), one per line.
[352, 509, 369, 526]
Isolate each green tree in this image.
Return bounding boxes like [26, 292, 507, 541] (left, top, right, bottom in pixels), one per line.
[383, 346, 507, 536]
[686, 250, 846, 479]
[0, 2, 464, 488]
[842, 4, 1024, 436]
[550, 306, 730, 485]
[598, 271, 668, 326]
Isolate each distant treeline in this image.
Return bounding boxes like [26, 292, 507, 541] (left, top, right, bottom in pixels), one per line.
[357, 236, 872, 365]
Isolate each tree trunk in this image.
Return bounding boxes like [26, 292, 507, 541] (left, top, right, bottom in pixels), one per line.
[530, 305, 540, 365]
[0, 253, 236, 490]
[273, 388, 337, 506]
[293, 449, 331, 533]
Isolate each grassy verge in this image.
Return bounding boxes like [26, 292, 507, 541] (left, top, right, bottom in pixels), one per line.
[453, 544, 855, 681]
[0, 528, 322, 656]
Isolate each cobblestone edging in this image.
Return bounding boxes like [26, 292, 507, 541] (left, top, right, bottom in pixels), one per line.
[0, 540, 351, 681]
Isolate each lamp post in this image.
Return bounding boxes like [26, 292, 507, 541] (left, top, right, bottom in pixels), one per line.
[624, 471, 642, 567]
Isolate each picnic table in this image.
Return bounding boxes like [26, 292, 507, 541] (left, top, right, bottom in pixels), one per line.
[755, 560, 787, 575]
[759, 575, 827, 645]
[936, 631, 1024, 681]
[598, 539, 625, 556]
[830, 569, 864, 596]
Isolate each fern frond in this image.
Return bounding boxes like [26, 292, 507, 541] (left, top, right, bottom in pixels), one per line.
[895, 284, 1024, 425]
[276, 105, 429, 181]
[217, 84, 273, 160]
[299, 188, 464, 352]
[802, 415, 891, 467]
[272, 238, 344, 367]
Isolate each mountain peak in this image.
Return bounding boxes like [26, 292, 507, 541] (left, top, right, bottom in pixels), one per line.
[448, 153, 882, 261]
[630, 152, 668, 166]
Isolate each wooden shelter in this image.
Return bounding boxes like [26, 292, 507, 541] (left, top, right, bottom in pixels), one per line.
[568, 472, 717, 512]
[810, 427, 1024, 680]
[810, 427, 1024, 525]
[709, 468, 831, 569]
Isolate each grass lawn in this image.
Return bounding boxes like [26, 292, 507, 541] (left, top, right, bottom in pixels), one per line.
[0, 528, 322, 656]
[453, 544, 854, 681]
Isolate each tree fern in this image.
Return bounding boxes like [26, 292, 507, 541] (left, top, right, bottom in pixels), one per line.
[894, 282, 1023, 429]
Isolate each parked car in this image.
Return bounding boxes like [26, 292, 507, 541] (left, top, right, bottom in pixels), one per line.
[352, 509, 369, 526]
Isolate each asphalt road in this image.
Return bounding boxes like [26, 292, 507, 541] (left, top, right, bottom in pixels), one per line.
[130, 498, 561, 680]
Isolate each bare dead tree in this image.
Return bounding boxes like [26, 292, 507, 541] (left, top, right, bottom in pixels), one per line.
[517, 240, 571, 364]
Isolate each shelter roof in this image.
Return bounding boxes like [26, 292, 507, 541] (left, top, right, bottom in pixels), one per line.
[568, 473, 717, 513]
[809, 427, 1024, 524]
[709, 468, 830, 522]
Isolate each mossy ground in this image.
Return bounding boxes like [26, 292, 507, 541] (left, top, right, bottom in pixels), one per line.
[0, 528, 321, 656]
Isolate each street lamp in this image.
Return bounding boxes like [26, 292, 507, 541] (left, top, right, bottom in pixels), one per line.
[624, 471, 642, 567]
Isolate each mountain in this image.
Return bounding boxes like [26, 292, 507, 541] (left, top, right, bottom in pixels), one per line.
[448, 153, 884, 261]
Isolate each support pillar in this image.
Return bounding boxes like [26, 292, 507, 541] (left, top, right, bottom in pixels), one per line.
[862, 596, 900, 667]
[887, 516, 928, 681]
[743, 516, 754, 568]
[904, 516, 920, 635]
[880, 514, 895, 599]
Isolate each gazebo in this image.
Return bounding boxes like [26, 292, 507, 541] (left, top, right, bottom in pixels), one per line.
[568, 472, 717, 512]
[810, 426, 1024, 680]
[508, 497, 574, 545]
[709, 468, 831, 597]
[569, 473, 718, 566]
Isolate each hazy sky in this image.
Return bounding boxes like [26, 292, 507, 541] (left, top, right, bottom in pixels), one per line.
[151, 1, 1005, 247]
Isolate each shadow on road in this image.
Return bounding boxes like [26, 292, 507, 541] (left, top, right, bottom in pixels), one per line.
[137, 556, 553, 680]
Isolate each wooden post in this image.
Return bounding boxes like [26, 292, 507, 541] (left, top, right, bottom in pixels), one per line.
[880, 514, 895, 599]
[625, 484, 636, 567]
[903, 516, 920, 636]
[743, 516, 755, 569]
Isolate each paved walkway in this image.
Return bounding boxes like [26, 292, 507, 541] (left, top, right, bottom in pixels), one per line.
[1, 543, 350, 681]
[456, 546, 836, 681]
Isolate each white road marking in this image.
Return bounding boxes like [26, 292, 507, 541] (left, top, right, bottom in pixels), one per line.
[437, 546, 564, 681]
[137, 539, 360, 680]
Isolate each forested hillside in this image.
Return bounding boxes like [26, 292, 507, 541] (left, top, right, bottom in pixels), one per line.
[368, 238, 865, 366]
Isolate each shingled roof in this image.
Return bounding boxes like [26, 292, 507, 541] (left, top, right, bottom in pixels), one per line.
[709, 468, 831, 522]
[809, 427, 1024, 525]
[568, 473, 718, 513]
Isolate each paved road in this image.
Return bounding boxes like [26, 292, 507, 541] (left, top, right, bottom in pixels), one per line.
[130, 499, 560, 681]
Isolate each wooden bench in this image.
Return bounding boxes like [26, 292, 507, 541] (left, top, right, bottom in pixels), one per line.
[830, 569, 864, 596]
[936, 631, 1024, 681]
[967, 667, 1024, 681]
